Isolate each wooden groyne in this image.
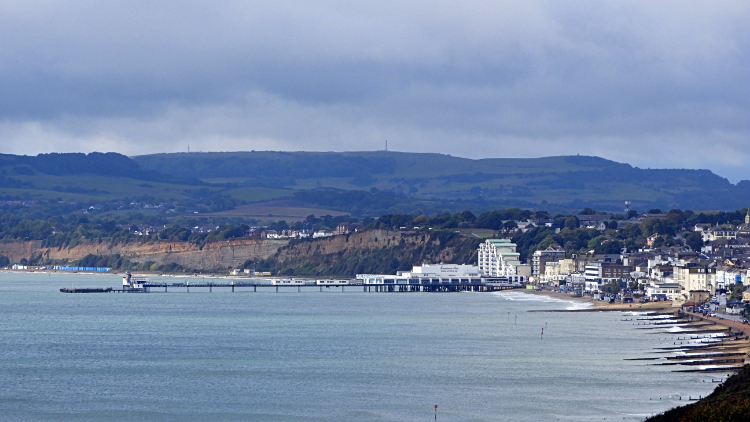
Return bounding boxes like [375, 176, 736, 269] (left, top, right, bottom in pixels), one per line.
[625, 310, 750, 373]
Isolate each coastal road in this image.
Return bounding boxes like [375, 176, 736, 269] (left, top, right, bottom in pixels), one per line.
[684, 310, 750, 334]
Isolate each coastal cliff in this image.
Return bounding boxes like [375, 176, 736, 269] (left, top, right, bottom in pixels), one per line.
[0, 229, 481, 275]
[0, 238, 288, 272]
[260, 229, 482, 276]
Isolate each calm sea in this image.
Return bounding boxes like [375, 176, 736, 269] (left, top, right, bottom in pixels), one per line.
[0, 273, 719, 421]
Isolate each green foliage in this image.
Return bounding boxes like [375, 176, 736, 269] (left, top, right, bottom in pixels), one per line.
[159, 227, 192, 241]
[474, 208, 533, 229]
[683, 232, 703, 251]
[600, 282, 622, 294]
[646, 364, 750, 422]
[729, 282, 746, 301]
[512, 226, 606, 260]
[135, 151, 750, 213]
[641, 217, 681, 237]
[370, 211, 490, 231]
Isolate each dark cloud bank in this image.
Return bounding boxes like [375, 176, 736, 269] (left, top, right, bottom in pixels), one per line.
[0, 1, 748, 181]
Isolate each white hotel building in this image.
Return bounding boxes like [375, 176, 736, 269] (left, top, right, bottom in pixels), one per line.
[478, 239, 529, 277]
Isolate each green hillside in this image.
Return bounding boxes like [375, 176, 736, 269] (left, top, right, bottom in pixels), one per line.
[134, 151, 749, 213]
[1, 151, 748, 218]
[646, 365, 750, 422]
[0, 152, 291, 206]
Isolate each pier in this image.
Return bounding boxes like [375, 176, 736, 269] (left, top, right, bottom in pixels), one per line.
[62, 279, 521, 293]
[61, 263, 525, 294]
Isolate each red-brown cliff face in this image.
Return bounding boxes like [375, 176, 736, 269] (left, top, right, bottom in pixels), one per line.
[0, 238, 288, 271]
[268, 229, 481, 276]
[0, 229, 481, 276]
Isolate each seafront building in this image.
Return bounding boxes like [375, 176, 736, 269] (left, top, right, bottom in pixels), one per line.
[644, 281, 683, 301]
[673, 264, 716, 296]
[477, 239, 528, 277]
[356, 263, 526, 290]
[531, 246, 565, 277]
[356, 238, 529, 290]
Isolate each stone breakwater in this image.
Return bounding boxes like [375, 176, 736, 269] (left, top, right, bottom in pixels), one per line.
[0, 238, 288, 271]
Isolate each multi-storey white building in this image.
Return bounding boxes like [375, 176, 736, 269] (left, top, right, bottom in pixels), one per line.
[715, 267, 746, 291]
[673, 264, 716, 295]
[477, 239, 523, 277]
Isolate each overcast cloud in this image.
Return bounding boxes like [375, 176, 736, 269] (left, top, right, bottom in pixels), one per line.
[0, 1, 748, 180]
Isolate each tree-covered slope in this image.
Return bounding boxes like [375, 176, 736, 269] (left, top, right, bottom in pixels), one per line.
[134, 151, 749, 212]
[646, 365, 750, 422]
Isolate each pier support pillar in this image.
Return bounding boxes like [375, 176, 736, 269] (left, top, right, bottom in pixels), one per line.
[276, 286, 278, 293]
[210, 284, 212, 293]
[254, 285, 256, 292]
[232, 284, 234, 292]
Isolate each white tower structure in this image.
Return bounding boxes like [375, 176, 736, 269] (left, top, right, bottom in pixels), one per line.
[478, 239, 522, 277]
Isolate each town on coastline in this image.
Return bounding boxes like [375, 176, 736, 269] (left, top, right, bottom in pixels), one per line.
[523, 209, 750, 317]
[4, 204, 750, 314]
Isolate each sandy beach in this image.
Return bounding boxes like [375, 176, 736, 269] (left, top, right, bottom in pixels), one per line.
[521, 289, 677, 311]
[520, 288, 750, 368]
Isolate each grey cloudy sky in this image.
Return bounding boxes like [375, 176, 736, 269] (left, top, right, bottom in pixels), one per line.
[1, 1, 748, 181]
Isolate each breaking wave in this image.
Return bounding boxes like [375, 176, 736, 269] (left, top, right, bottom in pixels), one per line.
[491, 291, 593, 310]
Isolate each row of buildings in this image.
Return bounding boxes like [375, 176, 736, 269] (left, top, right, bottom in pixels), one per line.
[474, 225, 750, 306]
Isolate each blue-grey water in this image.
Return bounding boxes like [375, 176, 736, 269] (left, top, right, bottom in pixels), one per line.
[0, 272, 721, 421]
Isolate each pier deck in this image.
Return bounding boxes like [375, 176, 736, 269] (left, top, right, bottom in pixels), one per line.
[62, 280, 521, 293]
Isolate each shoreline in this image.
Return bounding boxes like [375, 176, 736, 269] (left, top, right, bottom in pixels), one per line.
[516, 289, 750, 368]
[519, 288, 678, 312]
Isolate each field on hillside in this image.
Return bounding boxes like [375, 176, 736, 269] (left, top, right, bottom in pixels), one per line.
[201, 199, 349, 221]
[0, 172, 291, 205]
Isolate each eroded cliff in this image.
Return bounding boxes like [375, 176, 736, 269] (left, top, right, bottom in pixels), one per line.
[0, 238, 287, 272]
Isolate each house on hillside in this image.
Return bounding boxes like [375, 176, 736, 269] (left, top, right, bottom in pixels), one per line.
[702, 226, 737, 242]
[263, 230, 279, 239]
[577, 215, 612, 230]
[646, 233, 660, 247]
[335, 224, 357, 235]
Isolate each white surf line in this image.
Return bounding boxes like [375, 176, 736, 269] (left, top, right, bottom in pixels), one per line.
[491, 290, 593, 310]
